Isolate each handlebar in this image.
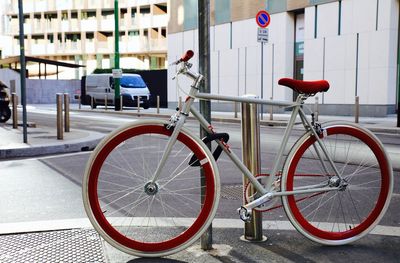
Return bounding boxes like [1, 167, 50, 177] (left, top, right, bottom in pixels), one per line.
[171, 50, 194, 65]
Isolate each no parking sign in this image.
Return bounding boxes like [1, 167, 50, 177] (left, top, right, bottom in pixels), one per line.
[256, 10, 270, 43]
[256, 10, 270, 28]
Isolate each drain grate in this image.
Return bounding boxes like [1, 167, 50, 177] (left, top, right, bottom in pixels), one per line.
[0, 229, 105, 263]
[221, 185, 243, 200]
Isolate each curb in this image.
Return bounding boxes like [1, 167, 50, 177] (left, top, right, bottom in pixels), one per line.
[0, 132, 104, 159]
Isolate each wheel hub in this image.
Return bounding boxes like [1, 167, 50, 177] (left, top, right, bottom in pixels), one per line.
[144, 182, 159, 196]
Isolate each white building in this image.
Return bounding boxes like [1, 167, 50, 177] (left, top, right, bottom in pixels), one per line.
[168, 0, 399, 117]
[0, 0, 168, 79]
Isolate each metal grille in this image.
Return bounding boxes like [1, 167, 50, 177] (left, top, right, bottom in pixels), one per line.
[0, 229, 105, 263]
[221, 185, 243, 200]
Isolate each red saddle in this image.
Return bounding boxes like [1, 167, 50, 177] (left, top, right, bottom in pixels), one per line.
[278, 78, 330, 94]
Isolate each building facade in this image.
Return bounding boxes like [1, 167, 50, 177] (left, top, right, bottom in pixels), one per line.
[1, 0, 168, 79]
[168, 0, 400, 117]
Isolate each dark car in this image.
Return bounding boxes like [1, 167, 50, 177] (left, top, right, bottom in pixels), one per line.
[0, 83, 11, 123]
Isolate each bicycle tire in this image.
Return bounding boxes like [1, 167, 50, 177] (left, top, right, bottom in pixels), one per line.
[281, 123, 393, 245]
[83, 120, 220, 257]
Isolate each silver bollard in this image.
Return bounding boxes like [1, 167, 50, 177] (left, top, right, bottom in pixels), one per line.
[78, 94, 81, 109]
[64, 93, 70, 133]
[105, 94, 108, 110]
[120, 96, 123, 111]
[137, 96, 141, 114]
[157, 95, 160, 114]
[269, 96, 274, 121]
[234, 102, 238, 118]
[241, 98, 266, 242]
[12, 93, 18, 129]
[56, 93, 63, 140]
[314, 96, 319, 122]
[91, 96, 94, 109]
[355, 96, 360, 123]
[178, 96, 182, 111]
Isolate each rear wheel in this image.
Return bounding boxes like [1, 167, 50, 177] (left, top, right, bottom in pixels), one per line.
[282, 124, 392, 245]
[83, 120, 220, 257]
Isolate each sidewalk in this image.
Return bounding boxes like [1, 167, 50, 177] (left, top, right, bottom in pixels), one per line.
[0, 122, 104, 159]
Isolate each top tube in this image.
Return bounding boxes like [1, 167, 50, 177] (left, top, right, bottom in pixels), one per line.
[195, 92, 297, 108]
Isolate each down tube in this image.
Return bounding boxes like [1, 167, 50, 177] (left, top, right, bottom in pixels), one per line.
[190, 106, 267, 195]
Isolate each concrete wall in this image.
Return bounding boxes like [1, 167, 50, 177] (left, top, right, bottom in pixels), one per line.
[25, 79, 81, 104]
[0, 69, 80, 104]
[167, 0, 399, 117]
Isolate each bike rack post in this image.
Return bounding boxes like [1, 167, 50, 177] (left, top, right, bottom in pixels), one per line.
[91, 96, 94, 109]
[105, 94, 108, 110]
[355, 96, 360, 123]
[64, 93, 70, 133]
[234, 102, 238, 118]
[56, 93, 63, 140]
[157, 95, 160, 114]
[314, 96, 319, 122]
[12, 93, 18, 129]
[269, 96, 274, 121]
[178, 96, 182, 111]
[241, 97, 267, 242]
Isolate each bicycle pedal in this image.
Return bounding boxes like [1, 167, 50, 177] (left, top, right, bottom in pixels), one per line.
[237, 206, 252, 222]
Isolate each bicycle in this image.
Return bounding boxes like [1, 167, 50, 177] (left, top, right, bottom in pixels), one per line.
[82, 50, 393, 257]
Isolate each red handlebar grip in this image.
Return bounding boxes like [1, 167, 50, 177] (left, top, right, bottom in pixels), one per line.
[181, 50, 194, 62]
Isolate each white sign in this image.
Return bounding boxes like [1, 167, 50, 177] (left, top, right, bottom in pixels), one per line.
[112, 69, 123, 78]
[257, 28, 269, 43]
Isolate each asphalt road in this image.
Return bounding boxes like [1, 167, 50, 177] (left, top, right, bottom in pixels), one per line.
[2, 107, 400, 262]
[19, 108, 400, 224]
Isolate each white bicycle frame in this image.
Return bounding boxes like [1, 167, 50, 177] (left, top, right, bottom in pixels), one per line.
[151, 62, 342, 211]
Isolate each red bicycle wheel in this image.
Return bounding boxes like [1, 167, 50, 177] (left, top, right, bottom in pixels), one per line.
[83, 122, 219, 256]
[283, 125, 392, 244]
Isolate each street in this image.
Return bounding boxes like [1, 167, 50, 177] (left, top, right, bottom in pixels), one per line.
[1, 106, 400, 262]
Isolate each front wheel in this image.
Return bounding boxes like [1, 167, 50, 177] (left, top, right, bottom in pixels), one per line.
[83, 120, 220, 257]
[281, 123, 393, 245]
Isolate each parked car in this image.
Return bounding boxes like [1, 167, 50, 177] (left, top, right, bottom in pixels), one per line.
[0, 82, 11, 123]
[80, 73, 151, 109]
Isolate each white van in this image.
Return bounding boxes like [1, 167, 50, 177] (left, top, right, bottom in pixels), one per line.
[82, 73, 151, 109]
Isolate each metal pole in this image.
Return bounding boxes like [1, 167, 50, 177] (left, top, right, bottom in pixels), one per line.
[120, 95, 123, 111]
[91, 96, 94, 109]
[355, 96, 360, 123]
[234, 102, 238, 118]
[12, 93, 18, 129]
[64, 93, 70, 132]
[269, 96, 273, 121]
[18, 0, 28, 143]
[105, 94, 108, 110]
[114, 0, 121, 111]
[178, 96, 182, 111]
[56, 94, 63, 140]
[397, 1, 400, 127]
[156, 95, 160, 114]
[198, 0, 212, 251]
[137, 96, 140, 114]
[314, 96, 319, 122]
[260, 42, 264, 120]
[78, 94, 81, 109]
[241, 99, 266, 242]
